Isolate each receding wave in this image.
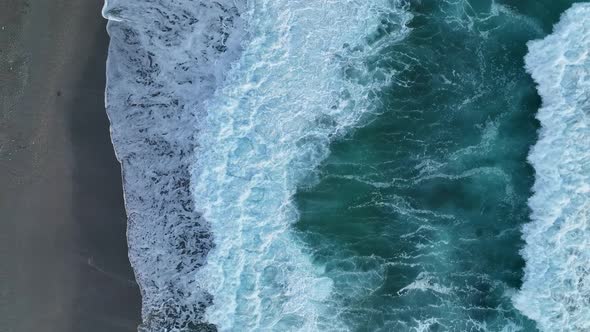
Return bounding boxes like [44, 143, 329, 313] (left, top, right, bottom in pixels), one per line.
[102, 0, 246, 330]
[191, 1, 411, 331]
[514, 3, 590, 331]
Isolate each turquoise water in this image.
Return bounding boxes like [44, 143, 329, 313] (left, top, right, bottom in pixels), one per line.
[295, 1, 581, 331]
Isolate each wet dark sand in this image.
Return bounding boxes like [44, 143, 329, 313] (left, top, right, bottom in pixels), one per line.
[0, 0, 141, 331]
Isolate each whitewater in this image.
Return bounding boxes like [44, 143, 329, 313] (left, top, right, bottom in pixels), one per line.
[192, 1, 411, 330]
[102, 0, 247, 330]
[514, 3, 590, 332]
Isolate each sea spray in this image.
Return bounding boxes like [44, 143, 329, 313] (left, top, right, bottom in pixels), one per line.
[191, 1, 412, 330]
[514, 3, 590, 331]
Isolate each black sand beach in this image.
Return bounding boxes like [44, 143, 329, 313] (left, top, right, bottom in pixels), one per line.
[0, 0, 141, 331]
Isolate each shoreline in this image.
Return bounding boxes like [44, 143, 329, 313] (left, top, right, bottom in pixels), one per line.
[101, 1, 246, 329]
[0, 1, 141, 331]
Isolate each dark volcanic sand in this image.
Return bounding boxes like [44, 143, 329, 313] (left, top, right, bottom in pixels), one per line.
[0, 0, 141, 331]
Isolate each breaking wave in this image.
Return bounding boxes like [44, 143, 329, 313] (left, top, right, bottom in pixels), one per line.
[514, 3, 590, 331]
[191, 1, 411, 331]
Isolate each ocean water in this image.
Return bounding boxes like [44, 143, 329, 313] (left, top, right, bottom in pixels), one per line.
[102, 0, 589, 331]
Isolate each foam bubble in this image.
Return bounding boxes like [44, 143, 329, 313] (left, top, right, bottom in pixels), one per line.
[514, 4, 590, 331]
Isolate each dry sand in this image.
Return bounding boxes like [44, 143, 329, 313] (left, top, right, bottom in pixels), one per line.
[0, 0, 141, 331]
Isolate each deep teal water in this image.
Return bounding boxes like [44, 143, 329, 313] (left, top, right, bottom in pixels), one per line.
[295, 1, 581, 331]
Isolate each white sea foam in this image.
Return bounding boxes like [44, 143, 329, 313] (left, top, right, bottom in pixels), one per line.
[398, 272, 453, 295]
[191, 1, 411, 331]
[514, 4, 590, 331]
[102, 0, 246, 330]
